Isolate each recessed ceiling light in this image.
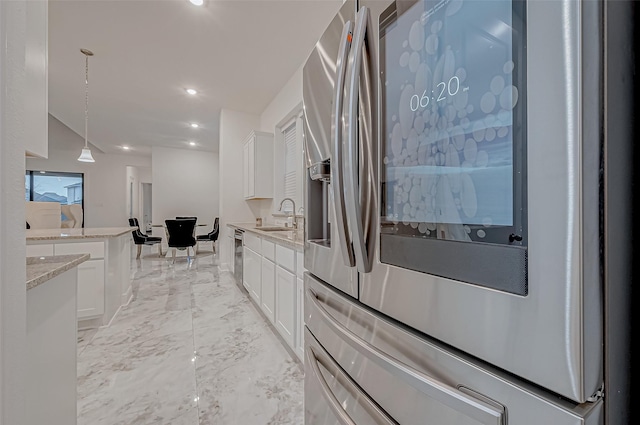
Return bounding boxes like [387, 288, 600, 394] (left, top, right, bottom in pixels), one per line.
[189, 0, 204, 6]
[185, 88, 197, 95]
[122, 146, 130, 150]
[39, 171, 46, 174]
[190, 123, 199, 128]
[189, 141, 196, 146]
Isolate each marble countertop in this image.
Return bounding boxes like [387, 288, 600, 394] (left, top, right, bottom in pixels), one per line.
[26, 227, 135, 241]
[227, 222, 303, 251]
[27, 254, 90, 290]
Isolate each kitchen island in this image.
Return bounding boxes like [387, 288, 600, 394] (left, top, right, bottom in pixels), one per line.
[26, 227, 134, 329]
[27, 254, 89, 425]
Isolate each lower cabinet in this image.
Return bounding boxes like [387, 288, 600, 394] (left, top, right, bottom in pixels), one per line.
[296, 276, 304, 360]
[275, 264, 296, 349]
[261, 257, 276, 322]
[243, 246, 261, 304]
[77, 259, 105, 319]
[227, 235, 234, 274]
[236, 230, 304, 363]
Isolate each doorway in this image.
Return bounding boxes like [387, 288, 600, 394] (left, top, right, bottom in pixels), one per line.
[141, 183, 152, 234]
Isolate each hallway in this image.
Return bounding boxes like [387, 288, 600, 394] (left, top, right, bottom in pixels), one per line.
[76, 252, 304, 425]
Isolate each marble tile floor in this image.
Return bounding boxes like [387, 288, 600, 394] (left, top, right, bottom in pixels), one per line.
[76, 249, 304, 425]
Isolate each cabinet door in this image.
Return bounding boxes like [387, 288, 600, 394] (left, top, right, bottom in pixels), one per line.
[243, 142, 250, 198]
[275, 265, 296, 348]
[243, 137, 256, 199]
[228, 236, 234, 274]
[243, 246, 261, 304]
[261, 257, 276, 323]
[247, 137, 255, 197]
[296, 276, 304, 361]
[77, 259, 105, 319]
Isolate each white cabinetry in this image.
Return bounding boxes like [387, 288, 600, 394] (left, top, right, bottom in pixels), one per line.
[295, 250, 305, 360]
[296, 276, 304, 360]
[240, 230, 304, 362]
[275, 264, 296, 348]
[55, 241, 106, 320]
[261, 257, 276, 322]
[76, 259, 105, 318]
[26, 243, 53, 257]
[243, 246, 261, 303]
[227, 235, 234, 274]
[243, 131, 274, 199]
[26, 231, 132, 329]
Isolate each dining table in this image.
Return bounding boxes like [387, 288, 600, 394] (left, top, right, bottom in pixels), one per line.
[150, 222, 209, 257]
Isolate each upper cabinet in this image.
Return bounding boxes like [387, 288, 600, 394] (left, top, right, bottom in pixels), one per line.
[24, 0, 48, 158]
[243, 131, 273, 199]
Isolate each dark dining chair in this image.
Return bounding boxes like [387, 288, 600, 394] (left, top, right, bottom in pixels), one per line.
[196, 217, 219, 254]
[129, 217, 163, 259]
[176, 216, 197, 221]
[165, 218, 197, 263]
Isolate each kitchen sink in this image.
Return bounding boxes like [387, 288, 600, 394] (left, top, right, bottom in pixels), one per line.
[256, 226, 292, 232]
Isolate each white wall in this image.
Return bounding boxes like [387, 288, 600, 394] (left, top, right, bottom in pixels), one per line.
[26, 115, 152, 227]
[151, 146, 219, 244]
[258, 65, 305, 222]
[218, 109, 260, 270]
[125, 165, 139, 220]
[1, 1, 28, 422]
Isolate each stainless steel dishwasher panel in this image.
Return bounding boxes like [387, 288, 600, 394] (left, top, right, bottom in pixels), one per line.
[234, 229, 245, 291]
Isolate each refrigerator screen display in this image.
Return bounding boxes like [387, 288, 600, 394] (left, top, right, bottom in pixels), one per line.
[380, 0, 526, 246]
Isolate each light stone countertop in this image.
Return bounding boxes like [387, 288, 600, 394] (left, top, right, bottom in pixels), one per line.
[26, 227, 135, 241]
[26, 254, 90, 290]
[227, 222, 303, 251]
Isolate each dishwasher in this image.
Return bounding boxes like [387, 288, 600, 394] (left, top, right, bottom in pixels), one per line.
[233, 229, 246, 291]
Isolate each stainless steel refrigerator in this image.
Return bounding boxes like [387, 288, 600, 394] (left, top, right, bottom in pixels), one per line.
[302, 0, 605, 423]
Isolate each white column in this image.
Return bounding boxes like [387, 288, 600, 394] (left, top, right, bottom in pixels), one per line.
[0, 1, 28, 423]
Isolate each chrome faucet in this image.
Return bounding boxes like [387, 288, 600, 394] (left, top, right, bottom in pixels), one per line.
[279, 198, 298, 229]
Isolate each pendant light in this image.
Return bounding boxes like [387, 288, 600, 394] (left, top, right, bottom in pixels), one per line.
[77, 48, 95, 163]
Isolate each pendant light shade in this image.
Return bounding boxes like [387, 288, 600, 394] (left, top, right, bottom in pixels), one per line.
[78, 48, 95, 163]
[77, 148, 95, 162]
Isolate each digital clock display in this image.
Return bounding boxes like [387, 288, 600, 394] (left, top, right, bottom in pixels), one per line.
[380, 0, 525, 243]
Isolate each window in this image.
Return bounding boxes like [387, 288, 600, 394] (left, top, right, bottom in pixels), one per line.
[25, 170, 85, 222]
[274, 107, 303, 216]
[283, 120, 297, 210]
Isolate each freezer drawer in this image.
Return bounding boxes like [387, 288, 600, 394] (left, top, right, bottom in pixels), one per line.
[305, 328, 398, 425]
[305, 273, 603, 425]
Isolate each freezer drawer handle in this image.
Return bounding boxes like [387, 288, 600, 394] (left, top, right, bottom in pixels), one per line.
[308, 289, 505, 425]
[307, 346, 398, 425]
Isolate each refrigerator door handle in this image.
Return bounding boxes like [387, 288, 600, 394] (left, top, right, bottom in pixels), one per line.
[343, 6, 372, 273]
[332, 20, 355, 267]
[308, 289, 506, 425]
[307, 345, 398, 425]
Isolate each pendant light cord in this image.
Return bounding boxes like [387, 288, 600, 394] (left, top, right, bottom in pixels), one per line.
[84, 52, 89, 149]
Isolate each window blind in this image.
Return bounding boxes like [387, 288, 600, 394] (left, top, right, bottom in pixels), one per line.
[283, 121, 297, 211]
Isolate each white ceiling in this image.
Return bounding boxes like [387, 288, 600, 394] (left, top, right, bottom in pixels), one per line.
[48, 0, 342, 155]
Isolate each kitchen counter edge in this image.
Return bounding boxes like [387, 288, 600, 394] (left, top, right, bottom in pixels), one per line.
[227, 223, 303, 251]
[27, 254, 90, 290]
[26, 227, 135, 241]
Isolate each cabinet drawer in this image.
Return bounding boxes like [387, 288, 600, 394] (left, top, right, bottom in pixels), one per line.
[244, 232, 261, 254]
[55, 241, 105, 259]
[262, 239, 275, 261]
[26, 244, 54, 257]
[276, 244, 295, 273]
